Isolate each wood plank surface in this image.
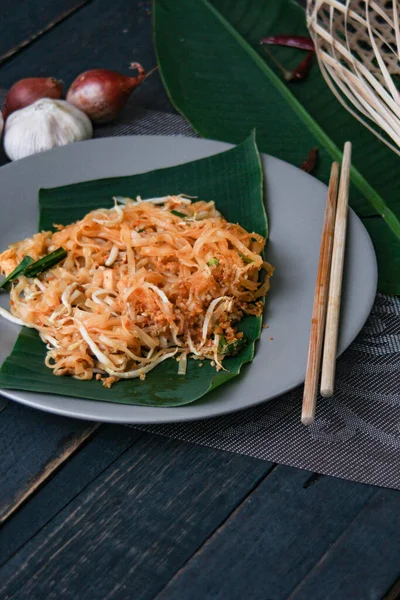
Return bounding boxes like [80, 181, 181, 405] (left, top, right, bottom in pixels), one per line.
[383, 578, 400, 600]
[0, 2, 399, 599]
[288, 490, 400, 600]
[0, 0, 171, 113]
[0, 434, 273, 600]
[0, 403, 97, 524]
[0, 0, 92, 65]
[156, 466, 382, 600]
[0, 426, 144, 566]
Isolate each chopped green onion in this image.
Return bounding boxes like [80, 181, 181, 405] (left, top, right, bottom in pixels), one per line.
[24, 248, 67, 278]
[251, 237, 257, 242]
[0, 250, 67, 289]
[207, 257, 220, 267]
[218, 335, 227, 352]
[239, 252, 253, 264]
[137, 228, 145, 233]
[0, 256, 33, 290]
[221, 337, 248, 356]
[171, 210, 186, 218]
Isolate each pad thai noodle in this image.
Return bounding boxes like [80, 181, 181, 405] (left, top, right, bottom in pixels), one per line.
[0, 195, 273, 387]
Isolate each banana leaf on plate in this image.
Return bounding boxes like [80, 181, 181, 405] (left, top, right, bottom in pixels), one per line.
[0, 133, 269, 407]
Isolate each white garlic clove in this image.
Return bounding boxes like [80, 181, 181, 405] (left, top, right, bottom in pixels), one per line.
[3, 98, 93, 161]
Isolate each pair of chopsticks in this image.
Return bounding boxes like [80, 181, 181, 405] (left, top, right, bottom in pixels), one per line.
[301, 142, 352, 426]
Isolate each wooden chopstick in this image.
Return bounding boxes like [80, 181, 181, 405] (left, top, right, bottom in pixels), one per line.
[320, 141, 352, 398]
[301, 161, 339, 425]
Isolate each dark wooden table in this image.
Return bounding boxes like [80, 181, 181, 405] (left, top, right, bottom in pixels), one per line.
[1, 2, 400, 599]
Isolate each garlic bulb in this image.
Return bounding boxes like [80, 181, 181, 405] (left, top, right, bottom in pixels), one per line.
[4, 98, 93, 161]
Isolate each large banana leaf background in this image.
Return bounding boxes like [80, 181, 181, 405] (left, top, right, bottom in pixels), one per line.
[154, 0, 400, 294]
[0, 134, 268, 407]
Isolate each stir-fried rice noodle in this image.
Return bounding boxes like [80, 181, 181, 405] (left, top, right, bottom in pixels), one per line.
[0, 195, 273, 387]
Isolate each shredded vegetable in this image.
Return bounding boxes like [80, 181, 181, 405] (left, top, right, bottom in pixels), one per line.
[0, 195, 273, 387]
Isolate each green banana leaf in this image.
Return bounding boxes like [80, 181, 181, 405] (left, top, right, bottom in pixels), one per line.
[0, 133, 268, 407]
[154, 0, 400, 294]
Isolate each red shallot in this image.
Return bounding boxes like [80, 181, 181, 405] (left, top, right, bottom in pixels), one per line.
[66, 63, 150, 124]
[3, 77, 63, 119]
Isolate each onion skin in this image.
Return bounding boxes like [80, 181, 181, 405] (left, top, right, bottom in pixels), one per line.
[66, 63, 147, 124]
[3, 77, 63, 119]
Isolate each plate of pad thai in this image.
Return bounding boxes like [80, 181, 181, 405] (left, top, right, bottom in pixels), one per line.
[0, 135, 377, 423]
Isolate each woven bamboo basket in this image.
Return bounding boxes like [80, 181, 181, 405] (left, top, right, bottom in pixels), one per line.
[307, 0, 400, 154]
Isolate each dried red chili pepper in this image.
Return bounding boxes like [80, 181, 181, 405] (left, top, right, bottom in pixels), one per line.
[289, 50, 315, 81]
[261, 47, 315, 82]
[260, 34, 315, 82]
[300, 147, 319, 174]
[260, 35, 315, 52]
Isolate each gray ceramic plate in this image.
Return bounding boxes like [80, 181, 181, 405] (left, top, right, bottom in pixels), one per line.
[0, 136, 377, 423]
